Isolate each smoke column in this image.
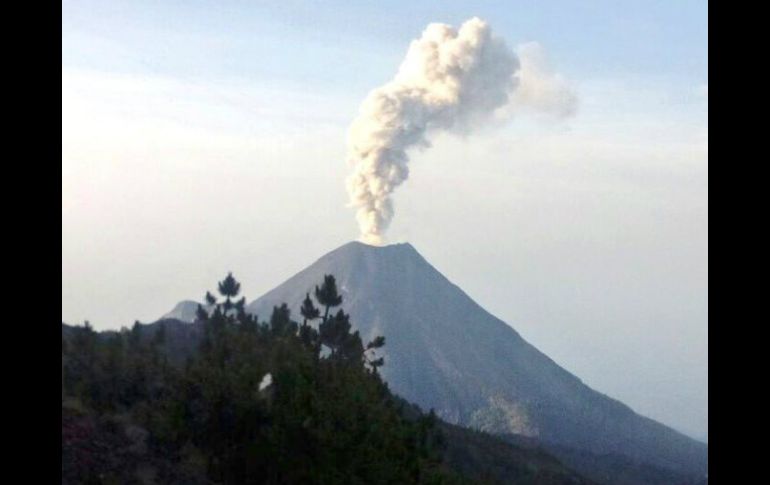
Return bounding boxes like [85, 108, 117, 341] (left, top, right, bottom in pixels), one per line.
[345, 17, 519, 245]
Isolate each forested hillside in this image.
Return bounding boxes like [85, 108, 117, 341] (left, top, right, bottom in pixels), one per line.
[62, 273, 591, 485]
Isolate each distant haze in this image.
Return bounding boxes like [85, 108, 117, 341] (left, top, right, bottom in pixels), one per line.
[62, 1, 707, 441]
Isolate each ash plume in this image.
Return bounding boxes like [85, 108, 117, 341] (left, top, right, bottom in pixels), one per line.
[345, 17, 575, 245]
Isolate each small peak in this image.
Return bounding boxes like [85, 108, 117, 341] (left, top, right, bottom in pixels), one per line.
[173, 299, 200, 308]
[160, 300, 203, 323]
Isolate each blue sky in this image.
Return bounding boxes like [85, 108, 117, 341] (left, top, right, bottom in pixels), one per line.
[62, 1, 707, 441]
[63, 1, 707, 92]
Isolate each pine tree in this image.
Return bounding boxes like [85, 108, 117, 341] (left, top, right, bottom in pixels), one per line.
[340, 330, 365, 363]
[319, 309, 352, 358]
[195, 304, 208, 322]
[235, 296, 246, 313]
[300, 293, 320, 325]
[218, 272, 241, 299]
[270, 303, 296, 336]
[366, 336, 385, 350]
[366, 336, 386, 373]
[314, 275, 343, 322]
[299, 292, 321, 349]
[218, 272, 241, 315]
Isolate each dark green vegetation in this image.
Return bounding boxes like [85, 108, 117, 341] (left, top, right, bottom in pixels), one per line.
[62, 274, 592, 485]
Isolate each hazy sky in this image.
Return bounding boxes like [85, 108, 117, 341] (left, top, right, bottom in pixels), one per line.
[62, 1, 707, 441]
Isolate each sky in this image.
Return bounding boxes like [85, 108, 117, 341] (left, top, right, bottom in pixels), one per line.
[62, 1, 708, 441]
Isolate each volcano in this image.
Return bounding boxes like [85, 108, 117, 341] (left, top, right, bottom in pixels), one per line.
[164, 241, 707, 481]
